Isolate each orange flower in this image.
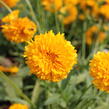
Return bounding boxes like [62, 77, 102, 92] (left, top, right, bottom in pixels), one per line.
[90, 51, 109, 92]
[64, 0, 79, 5]
[86, 25, 98, 45]
[2, 10, 19, 23]
[24, 31, 77, 82]
[59, 5, 78, 25]
[99, 4, 109, 19]
[1, 10, 37, 43]
[9, 104, 28, 109]
[41, 0, 63, 12]
[86, 25, 106, 45]
[3, 0, 20, 8]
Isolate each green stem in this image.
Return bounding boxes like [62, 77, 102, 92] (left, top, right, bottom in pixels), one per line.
[86, 37, 99, 63]
[82, 22, 87, 61]
[25, 0, 42, 33]
[31, 80, 41, 105]
[75, 84, 92, 107]
[0, 0, 12, 12]
[55, 12, 60, 32]
[0, 72, 32, 105]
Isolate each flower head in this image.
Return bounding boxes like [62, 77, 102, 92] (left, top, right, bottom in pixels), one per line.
[41, 0, 63, 12]
[59, 5, 78, 25]
[90, 51, 109, 92]
[3, 0, 20, 8]
[9, 104, 28, 109]
[86, 25, 106, 45]
[64, 0, 79, 5]
[99, 4, 109, 19]
[2, 10, 19, 23]
[24, 31, 77, 82]
[1, 10, 37, 43]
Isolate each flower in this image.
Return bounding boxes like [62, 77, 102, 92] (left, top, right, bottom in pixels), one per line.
[41, 0, 63, 12]
[9, 104, 28, 109]
[106, 0, 109, 4]
[78, 0, 99, 18]
[2, 0, 20, 8]
[24, 31, 77, 82]
[59, 5, 78, 25]
[86, 25, 98, 45]
[64, 0, 79, 5]
[0, 65, 19, 74]
[2, 10, 19, 23]
[86, 25, 106, 45]
[99, 4, 109, 19]
[98, 32, 106, 42]
[1, 10, 37, 43]
[90, 51, 109, 92]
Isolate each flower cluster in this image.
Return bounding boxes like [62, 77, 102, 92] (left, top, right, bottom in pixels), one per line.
[1, 10, 37, 43]
[24, 31, 77, 82]
[41, 0, 109, 24]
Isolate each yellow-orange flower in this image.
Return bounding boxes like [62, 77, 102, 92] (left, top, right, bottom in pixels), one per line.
[1, 10, 37, 43]
[2, 10, 19, 23]
[86, 25, 98, 45]
[9, 104, 28, 109]
[106, 0, 109, 4]
[86, 26, 106, 45]
[59, 5, 78, 25]
[41, 0, 63, 12]
[98, 32, 106, 42]
[64, 0, 79, 5]
[2, 0, 20, 8]
[78, 0, 99, 18]
[24, 31, 77, 82]
[0, 65, 19, 74]
[99, 4, 109, 19]
[90, 51, 109, 92]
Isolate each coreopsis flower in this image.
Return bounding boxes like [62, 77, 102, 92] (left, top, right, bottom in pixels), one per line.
[9, 104, 28, 109]
[2, 10, 19, 23]
[41, 0, 63, 12]
[99, 4, 109, 19]
[64, 0, 79, 5]
[90, 51, 109, 92]
[59, 5, 78, 25]
[86, 26, 106, 45]
[1, 10, 37, 43]
[2, 0, 20, 8]
[0, 65, 19, 74]
[24, 31, 77, 82]
[98, 32, 106, 42]
[79, 0, 96, 9]
[78, 0, 99, 18]
[106, 0, 109, 4]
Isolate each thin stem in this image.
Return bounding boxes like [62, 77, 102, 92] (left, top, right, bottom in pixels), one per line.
[0, 72, 32, 105]
[0, 0, 12, 12]
[25, 0, 42, 33]
[86, 36, 99, 63]
[75, 84, 92, 108]
[31, 80, 41, 105]
[55, 11, 60, 32]
[82, 22, 87, 61]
